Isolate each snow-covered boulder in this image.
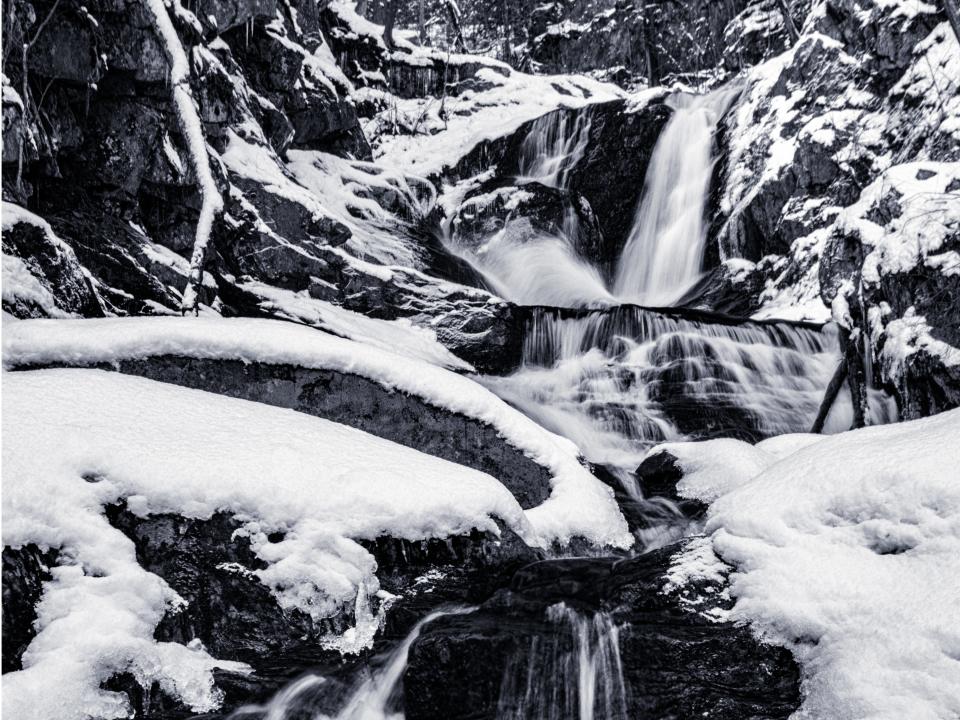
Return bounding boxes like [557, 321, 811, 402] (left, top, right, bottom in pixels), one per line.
[664, 407, 960, 720]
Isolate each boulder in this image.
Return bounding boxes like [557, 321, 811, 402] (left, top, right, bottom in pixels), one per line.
[12, 355, 555, 508]
[2, 545, 54, 673]
[451, 178, 604, 263]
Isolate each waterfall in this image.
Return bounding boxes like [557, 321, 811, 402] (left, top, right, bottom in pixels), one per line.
[482, 308, 898, 483]
[613, 87, 740, 305]
[517, 109, 593, 190]
[497, 604, 628, 720]
[443, 88, 741, 309]
[230, 607, 474, 720]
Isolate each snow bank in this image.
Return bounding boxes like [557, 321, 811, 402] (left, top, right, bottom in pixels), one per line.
[1, 368, 532, 719]
[665, 409, 960, 719]
[369, 68, 623, 177]
[3, 317, 632, 549]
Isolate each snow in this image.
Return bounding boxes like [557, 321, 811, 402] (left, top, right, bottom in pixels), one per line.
[2, 367, 532, 719]
[2, 316, 632, 549]
[846, 162, 960, 285]
[881, 306, 960, 376]
[1, 255, 72, 318]
[143, 0, 223, 313]
[665, 408, 960, 720]
[239, 281, 475, 371]
[369, 68, 623, 177]
[1, 202, 96, 318]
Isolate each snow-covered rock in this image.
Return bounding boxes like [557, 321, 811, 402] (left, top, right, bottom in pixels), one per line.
[665, 407, 960, 720]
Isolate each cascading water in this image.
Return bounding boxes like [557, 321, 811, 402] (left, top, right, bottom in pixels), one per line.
[230, 607, 475, 720]
[497, 604, 628, 720]
[516, 109, 593, 190]
[613, 87, 740, 305]
[442, 87, 739, 309]
[482, 308, 898, 493]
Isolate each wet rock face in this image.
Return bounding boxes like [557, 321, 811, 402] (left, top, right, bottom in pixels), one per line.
[818, 169, 960, 419]
[107, 505, 321, 663]
[101, 506, 539, 718]
[2, 545, 54, 673]
[405, 543, 801, 720]
[24, 355, 553, 508]
[1, 217, 104, 318]
[452, 99, 672, 274]
[452, 179, 605, 262]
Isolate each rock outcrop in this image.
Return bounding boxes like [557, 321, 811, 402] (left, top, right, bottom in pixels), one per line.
[405, 542, 800, 719]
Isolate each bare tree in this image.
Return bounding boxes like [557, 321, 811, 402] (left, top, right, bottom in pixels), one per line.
[383, 0, 399, 49]
[15, 0, 63, 196]
[500, 0, 511, 62]
[777, 0, 800, 42]
[943, 0, 960, 47]
[418, 0, 426, 44]
[445, 0, 468, 53]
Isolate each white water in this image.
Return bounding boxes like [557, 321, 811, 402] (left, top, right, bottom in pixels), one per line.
[497, 604, 628, 720]
[613, 87, 740, 305]
[517, 109, 593, 190]
[443, 87, 739, 309]
[231, 607, 474, 720]
[483, 309, 898, 494]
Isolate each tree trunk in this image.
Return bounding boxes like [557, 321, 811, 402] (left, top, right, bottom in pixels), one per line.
[845, 328, 869, 429]
[777, 0, 800, 42]
[811, 354, 849, 433]
[418, 0, 426, 44]
[384, 0, 398, 50]
[445, 0, 468, 53]
[501, 0, 512, 63]
[943, 0, 960, 47]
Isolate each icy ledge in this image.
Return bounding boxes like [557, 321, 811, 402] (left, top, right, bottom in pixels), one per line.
[1, 368, 534, 720]
[657, 408, 960, 720]
[2, 316, 631, 550]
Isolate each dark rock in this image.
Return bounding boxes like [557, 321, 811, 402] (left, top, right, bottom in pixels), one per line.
[1, 215, 105, 318]
[452, 178, 605, 263]
[635, 450, 707, 519]
[2, 545, 54, 673]
[405, 541, 800, 720]
[106, 504, 323, 662]
[527, 0, 751, 83]
[452, 99, 672, 274]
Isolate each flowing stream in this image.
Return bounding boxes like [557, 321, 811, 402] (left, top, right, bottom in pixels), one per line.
[247, 86, 896, 720]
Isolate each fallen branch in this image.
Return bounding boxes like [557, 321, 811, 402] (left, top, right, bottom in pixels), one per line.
[144, 0, 223, 315]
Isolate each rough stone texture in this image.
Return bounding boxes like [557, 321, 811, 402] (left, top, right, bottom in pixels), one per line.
[634, 450, 707, 518]
[452, 99, 672, 274]
[405, 542, 800, 720]
[19, 355, 553, 508]
[2, 545, 54, 673]
[527, 0, 751, 83]
[100, 506, 539, 718]
[452, 178, 605, 262]
[107, 505, 321, 662]
[1, 216, 105, 318]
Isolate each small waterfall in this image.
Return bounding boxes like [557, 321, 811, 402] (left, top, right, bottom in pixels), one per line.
[230, 607, 474, 720]
[497, 604, 628, 720]
[482, 309, 898, 484]
[614, 86, 740, 305]
[517, 109, 593, 190]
